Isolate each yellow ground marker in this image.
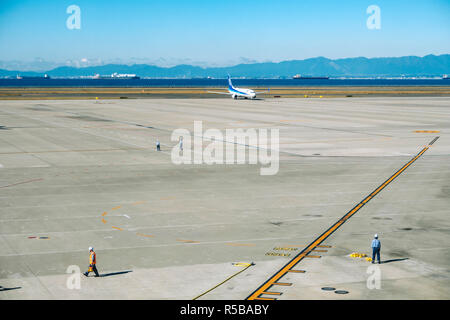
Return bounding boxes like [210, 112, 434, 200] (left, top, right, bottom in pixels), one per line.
[111, 206, 121, 210]
[193, 262, 254, 300]
[246, 137, 439, 300]
[414, 130, 440, 133]
[350, 252, 367, 258]
[132, 201, 147, 205]
[176, 239, 200, 243]
[261, 291, 282, 295]
[136, 233, 154, 238]
[111, 226, 123, 231]
[287, 270, 305, 273]
[273, 282, 292, 286]
[283, 244, 332, 249]
[232, 262, 252, 267]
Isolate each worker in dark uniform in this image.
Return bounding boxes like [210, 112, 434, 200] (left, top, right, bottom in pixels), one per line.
[156, 140, 161, 151]
[371, 234, 381, 264]
[84, 247, 100, 277]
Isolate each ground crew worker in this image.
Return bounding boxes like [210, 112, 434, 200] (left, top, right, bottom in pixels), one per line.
[179, 137, 183, 151]
[371, 234, 381, 264]
[156, 140, 161, 151]
[84, 247, 100, 277]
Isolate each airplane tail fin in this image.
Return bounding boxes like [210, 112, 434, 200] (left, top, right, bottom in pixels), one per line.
[227, 75, 234, 89]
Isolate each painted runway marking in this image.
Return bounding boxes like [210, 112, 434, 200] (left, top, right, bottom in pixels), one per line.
[0, 236, 301, 257]
[193, 262, 254, 300]
[136, 233, 154, 238]
[246, 137, 439, 300]
[176, 239, 200, 244]
[261, 291, 282, 295]
[286, 270, 305, 273]
[132, 201, 147, 205]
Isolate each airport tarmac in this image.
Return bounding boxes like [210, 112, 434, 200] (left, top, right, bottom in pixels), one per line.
[0, 97, 449, 299]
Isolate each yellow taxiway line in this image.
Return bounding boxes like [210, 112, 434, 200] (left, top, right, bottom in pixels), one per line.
[247, 137, 439, 300]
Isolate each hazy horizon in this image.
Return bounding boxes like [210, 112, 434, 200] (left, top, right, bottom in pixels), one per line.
[1, 53, 449, 73]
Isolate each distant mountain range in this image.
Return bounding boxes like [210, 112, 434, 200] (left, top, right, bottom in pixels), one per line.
[1, 54, 449, 78]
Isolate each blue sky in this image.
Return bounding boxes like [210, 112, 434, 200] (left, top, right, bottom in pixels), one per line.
[0, 0, 449, 69]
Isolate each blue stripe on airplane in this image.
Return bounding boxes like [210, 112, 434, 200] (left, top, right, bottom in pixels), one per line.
[229, 87, 249, 96]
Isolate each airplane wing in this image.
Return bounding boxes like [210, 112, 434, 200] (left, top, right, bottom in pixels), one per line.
[206, 91, 233, 95]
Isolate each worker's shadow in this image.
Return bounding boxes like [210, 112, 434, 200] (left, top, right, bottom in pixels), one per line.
[381, 258, 409, 264]
[100, 270, 132, 278]
[0, 286, 21, 291]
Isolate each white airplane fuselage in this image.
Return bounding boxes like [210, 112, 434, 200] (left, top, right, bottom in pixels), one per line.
[228, 78, 256, 99]
[228, 86, 256, 99]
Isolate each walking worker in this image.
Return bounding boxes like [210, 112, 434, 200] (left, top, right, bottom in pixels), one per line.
[371, 234, 381, 264]
[84, 247, 100, 277]
[156, 139, 161, 151]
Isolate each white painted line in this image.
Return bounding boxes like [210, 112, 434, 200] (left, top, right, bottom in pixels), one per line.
[0, 197, 444, 215]
[0, 235, 303, 257]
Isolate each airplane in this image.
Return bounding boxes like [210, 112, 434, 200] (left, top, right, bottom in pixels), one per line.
[207, 76, 269, 99]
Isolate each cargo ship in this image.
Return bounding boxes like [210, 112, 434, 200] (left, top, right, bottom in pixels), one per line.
[16, 74, 51, 80]
[293, 74, 329, 80]
[93, 73, 140, 79]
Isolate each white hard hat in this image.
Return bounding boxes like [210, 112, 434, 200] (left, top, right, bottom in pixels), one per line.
[374, 234, 378, 238]
[89, 247, 93, 251]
